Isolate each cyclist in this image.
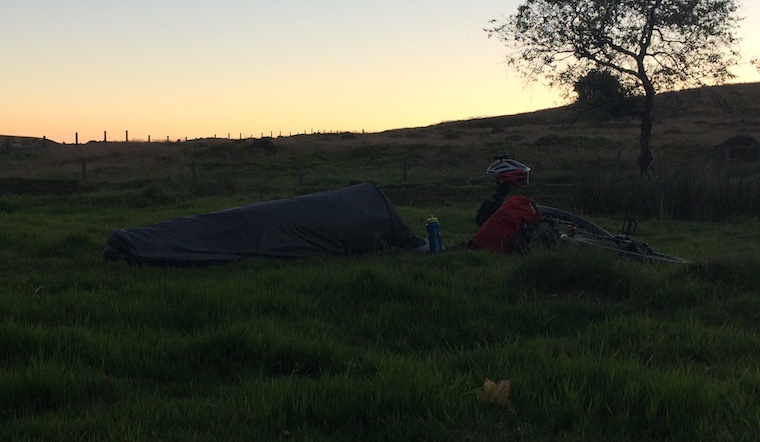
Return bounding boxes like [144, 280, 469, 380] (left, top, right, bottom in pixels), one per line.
[475, 155, 532, 227]
[473, 155, 542, 254]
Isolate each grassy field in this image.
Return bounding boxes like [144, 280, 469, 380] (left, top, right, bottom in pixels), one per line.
[2, 83, 760, 440]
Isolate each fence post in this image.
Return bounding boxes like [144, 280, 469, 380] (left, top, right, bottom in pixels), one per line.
[75, 132, 78, 145]
[126, 130, 128, 142]
[104, 131, 107, 142]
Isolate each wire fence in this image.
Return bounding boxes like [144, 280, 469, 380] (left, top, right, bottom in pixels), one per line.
[14, 128, 364, 146]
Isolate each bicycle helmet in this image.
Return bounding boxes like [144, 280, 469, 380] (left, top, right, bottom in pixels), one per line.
[486, 155, 530, 187]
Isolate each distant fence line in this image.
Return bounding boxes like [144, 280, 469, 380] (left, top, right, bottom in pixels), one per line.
[46, 129, 364, 145]
[4, 128, 365, 158]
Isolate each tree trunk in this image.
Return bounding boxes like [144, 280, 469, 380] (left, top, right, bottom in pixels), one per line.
[638, 78, 656, 176]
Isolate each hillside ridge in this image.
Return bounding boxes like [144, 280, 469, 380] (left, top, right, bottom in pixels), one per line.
[2, 82, 759, 149]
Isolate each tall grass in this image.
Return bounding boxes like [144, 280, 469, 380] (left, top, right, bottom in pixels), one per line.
[2, 190, 760, 439]
[577, 160, 760, 220]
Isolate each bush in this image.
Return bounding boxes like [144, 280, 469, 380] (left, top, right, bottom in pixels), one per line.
[574, 70, 639, 117]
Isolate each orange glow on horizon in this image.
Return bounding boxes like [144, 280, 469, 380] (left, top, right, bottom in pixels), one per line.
[2, 1, 758, 145]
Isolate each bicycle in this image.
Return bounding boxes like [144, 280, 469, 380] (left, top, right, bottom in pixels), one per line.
[534, 205, 689, 264]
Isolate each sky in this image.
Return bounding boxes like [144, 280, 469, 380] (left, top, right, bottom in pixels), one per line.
[2, 1, 759, 144]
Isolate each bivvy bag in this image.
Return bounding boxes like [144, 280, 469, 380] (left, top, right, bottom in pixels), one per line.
[473, 196, 542, 253]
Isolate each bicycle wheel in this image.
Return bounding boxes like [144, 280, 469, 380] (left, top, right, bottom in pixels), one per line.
[536, 205, 614, 238]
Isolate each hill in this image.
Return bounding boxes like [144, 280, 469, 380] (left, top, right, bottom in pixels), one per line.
[1, 82, 759, 220]
[422, 81, 760, 146]
[2, 82, 759, 150]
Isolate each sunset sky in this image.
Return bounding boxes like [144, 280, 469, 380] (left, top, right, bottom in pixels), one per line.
[2, 0, 759, 144]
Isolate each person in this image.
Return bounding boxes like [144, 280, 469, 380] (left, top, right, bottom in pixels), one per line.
[475, 155, 531, 227]
[472, 155, 542, 254]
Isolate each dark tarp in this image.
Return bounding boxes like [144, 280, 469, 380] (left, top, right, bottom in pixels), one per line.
[103, 183, 425, 265]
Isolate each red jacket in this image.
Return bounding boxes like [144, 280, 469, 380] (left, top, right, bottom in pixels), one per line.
[473, 196, 542, 253]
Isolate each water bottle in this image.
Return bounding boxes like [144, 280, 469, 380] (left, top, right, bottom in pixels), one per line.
[426, 215, 443, 253]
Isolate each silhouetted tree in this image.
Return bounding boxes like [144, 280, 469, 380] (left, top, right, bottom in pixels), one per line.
[486, 0, 742, 176]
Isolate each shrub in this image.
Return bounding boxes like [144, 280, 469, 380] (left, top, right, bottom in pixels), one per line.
[574, 70, 639, 117]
